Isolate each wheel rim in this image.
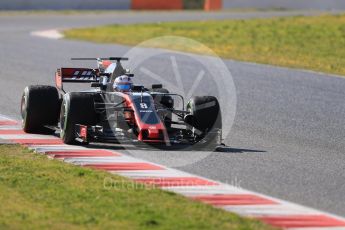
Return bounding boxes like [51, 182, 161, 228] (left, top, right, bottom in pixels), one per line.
[20, 94, 27, 127]
[59, 101, 67, 137]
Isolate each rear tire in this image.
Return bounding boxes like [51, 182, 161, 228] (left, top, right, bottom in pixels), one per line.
[186, 96, 222, 149]
[21, 85, 59, 133]
[60, 93, 97, 145]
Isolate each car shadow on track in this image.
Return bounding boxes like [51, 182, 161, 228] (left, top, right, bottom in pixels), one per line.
[51, 131, 266, 153]
[215, 146, 266, 153]
[83, 143, 266, 154]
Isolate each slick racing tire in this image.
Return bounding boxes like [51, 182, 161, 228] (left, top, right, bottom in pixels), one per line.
[60, 93, 97, 145]
[150, 88, 173, 129]
[21, 85, 59, 133]
[186, 96, 222, 150]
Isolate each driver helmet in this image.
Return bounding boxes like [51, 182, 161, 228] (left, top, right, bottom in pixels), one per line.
[113, 75, 133, 92]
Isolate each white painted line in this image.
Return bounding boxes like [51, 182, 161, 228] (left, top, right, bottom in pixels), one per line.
[29, 145, 89, 152]
[162, 185, 249, 195]
[31, 29, 64, 39]
[222, 204, 320, 217]
[116, 169, 191, 178]
[0, 115, 16, 121]
[64, 156, 140, 165]
[0, 126, 21, 130]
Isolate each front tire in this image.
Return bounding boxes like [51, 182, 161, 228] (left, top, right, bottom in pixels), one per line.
[21, 85, 59, 133]
[60, 93, 97, 145]
[186, 96, 222, 149]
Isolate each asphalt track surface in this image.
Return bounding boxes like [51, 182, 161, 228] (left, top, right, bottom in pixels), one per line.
[1, 11, 345, 216]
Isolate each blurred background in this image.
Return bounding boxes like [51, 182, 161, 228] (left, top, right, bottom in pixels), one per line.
[1, 0, 345, 11]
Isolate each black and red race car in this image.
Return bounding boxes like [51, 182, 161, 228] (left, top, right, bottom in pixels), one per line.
[20, 57, 222, 150]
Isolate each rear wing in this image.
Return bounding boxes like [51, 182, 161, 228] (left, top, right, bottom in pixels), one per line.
[55, 68, 99, 91]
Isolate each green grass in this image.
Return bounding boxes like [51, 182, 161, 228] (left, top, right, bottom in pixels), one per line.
[0, 145, 275, 230]
[64, 14, 345, 76]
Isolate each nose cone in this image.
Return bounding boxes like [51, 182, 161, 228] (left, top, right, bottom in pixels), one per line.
[139, 126, 165, 141]
[148, 126, 159, 139]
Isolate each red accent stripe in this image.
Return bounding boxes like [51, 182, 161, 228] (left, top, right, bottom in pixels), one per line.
[131, 0, 183, 10]
[259, 215, 345, 228]
[192, 194, 277, 206]
[84, 163, 163, 171]
[0, 120, 19, 126]
[135, 177, 218, 187]
[46, 150, 121, 158]
[0, 130, 25, 134]
[12, 139, 63, 145]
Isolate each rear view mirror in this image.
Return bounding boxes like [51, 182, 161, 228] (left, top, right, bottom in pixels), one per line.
[152, 84, 163, 89]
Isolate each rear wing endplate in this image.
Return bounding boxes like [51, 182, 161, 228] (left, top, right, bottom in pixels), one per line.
[55, 68, 99, 91]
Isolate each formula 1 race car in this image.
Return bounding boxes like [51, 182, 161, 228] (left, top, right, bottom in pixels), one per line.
[20, 57, 222, 150]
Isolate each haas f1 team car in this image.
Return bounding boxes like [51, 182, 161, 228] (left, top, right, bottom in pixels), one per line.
[21, 57, 222, 150]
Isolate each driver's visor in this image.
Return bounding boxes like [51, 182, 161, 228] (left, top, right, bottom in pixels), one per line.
[116, 84, 132, 91]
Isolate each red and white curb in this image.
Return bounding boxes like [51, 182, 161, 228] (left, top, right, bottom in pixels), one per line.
[1, 114, 345, 229]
